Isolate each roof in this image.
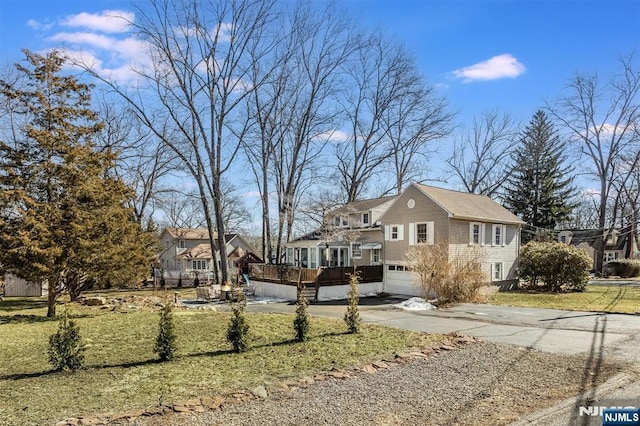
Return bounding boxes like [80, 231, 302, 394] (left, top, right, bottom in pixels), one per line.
[562, 227, 631, 251]
[330, 195, 397, 216]
[414, 184, 525, 225]
[162, 227, 237, 243]
[175, 244, 213, 260]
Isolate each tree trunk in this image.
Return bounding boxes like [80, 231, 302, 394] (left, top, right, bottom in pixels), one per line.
[46, 276, 58, 318]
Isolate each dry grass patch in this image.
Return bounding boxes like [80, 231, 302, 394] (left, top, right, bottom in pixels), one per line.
[0, 297, 444, 425]
[489, 285, 640, 314]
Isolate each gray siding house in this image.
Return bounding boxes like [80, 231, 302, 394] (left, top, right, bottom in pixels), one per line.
[379, 183, 524, 296]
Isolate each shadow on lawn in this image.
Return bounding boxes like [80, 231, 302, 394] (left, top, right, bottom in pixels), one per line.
[0, 312, 96, 325]
[0, 297, 49, 312]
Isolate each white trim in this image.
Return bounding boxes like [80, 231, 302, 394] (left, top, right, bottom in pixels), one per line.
[361, 212, 370, 226]
[384, 225, 390, 241]
[427, 221, 434, 245]
[501, 225, 507, 247]
[389, 224, 403, 241]
[409, 222, 416, 245]
[351, 242, 362, 259]
[492, 224, 502, 247]
[469, 222, 481, 246]
[492, 261, 503, 281]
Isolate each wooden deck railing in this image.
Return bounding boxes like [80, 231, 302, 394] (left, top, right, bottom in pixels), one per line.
[249, 264, 383, 287]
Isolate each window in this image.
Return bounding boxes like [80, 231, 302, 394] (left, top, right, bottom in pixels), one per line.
[385, 224, 404, 241]
[560, 235, 567, 243]
[310, 247, 317, 268]
[192, 260, 208, 270]
[351, 243, 362, 259]
[604, 251, 619, 263]
[416, 223, 428, 244]
[362, 213, 370, 225]
[341, 216, 349, 227]
[300, 247, 309, 268]
[396, 265, 405, 271]
[371, 249, 381, 264]
[179, 240, 186, 248]
[388, 265, 396, 271]
[492, 224, 506, 246]
[470, 223, 481, 245]
[286, 248, 294, 264]
[493, 262, 503, 281]
[334, 216, 340, 227]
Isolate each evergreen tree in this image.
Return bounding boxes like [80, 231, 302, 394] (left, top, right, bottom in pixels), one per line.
[293, 287, 310, 342]
[48, 308, 85, 372]
[344, 273, 361, 333]
[0, 50, 156, 317]
[154, 303, 177, 361]
[503, 110, 577, 243]
[226, 293, 250, 353]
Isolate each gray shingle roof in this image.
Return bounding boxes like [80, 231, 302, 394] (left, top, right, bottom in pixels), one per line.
[414, 184, 525, 224]
[330, 195, 397, 215]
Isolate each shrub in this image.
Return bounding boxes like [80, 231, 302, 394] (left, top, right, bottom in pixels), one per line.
[293, 287, 310, 341]
[405, 242, 487, 304]
[520, 242, 591, 292]
[48, 308, 85, 372]
[605, 259, 640, 278]
[343, 273, 361, 333]
[154, 302, 177, 361]
[226, 294, 250, 352]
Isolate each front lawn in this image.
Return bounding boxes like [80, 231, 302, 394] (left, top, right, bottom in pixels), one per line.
[0, 295, 444, 425]
[489, 284, 640, 314]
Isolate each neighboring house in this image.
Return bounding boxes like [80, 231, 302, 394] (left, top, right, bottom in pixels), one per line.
[285, 195, 397, 268]
[379, 183, 524, 295]
[557, 226, 639, 269]
[1, 273, 43, 297]
[284, 183, 524, 297]
[158, 228, 262, 281]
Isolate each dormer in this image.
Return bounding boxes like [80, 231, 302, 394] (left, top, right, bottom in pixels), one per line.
[558, 230, 573, 244]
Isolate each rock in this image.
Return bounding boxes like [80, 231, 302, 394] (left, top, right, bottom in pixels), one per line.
[251, 385, 268, 399]
[313, 374, 328, 381]
[373, 361, 389, 369]
[362, 365, 377, 374]
[192, 405, 206, 413]
[77, 417, 102, 425]
[56, 419, 78, 426]
[395, 352, 411, 359]
[172, 405, 191, 413]
[440, 344, 455, 351]
[84, 297, 107, 306]
[185, 398, 201, 406]
[328, 371, 349, 379]
[410, 351, 428, 358]
[201, 396, 224, 410]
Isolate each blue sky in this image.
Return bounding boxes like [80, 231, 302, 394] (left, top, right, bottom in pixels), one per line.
[2, 0, 638, 122]
[0, 0, 639, 213]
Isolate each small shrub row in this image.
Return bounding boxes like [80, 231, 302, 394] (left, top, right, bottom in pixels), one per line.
[605, 259, 640, 278]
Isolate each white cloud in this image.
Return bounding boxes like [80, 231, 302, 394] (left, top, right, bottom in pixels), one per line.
[27, 19, 53, 31]
[452, 54, 526, 82]
[61, 10, 133, 33]
[315, 130, 350, 143]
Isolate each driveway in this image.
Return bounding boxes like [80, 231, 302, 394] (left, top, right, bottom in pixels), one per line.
[246, 296, 640, 425]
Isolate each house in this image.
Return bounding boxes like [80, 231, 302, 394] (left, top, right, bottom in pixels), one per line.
[378, 183, 524, 296]
[158, 227, 262, 283]
[285, 195, 397, 268]
[557, 225, 639, 269]
[281, 183, 524, 298]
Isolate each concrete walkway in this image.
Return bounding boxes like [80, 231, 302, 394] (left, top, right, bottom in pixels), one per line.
[245, 296, 640, 425]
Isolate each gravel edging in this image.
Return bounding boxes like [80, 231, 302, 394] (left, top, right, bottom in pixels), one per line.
[121, 342, 619, 426]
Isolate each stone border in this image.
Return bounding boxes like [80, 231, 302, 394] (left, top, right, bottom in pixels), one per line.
[55, 333, 481, 426]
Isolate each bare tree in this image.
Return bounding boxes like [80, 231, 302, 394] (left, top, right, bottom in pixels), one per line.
[77, 0, 277, 284]
[446, 110, 520, 197]
[242, 2, 355, 263]
[548, 55, 640, 272]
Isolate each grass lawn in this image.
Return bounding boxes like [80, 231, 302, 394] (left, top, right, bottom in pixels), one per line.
[0, 293, 444, 425]
[489, 285, 640, 314]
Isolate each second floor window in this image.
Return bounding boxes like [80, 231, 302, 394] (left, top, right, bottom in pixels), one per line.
[391, 226, 399, 240]
[362, 213, 370, 225]
[472, 224, 480, 244]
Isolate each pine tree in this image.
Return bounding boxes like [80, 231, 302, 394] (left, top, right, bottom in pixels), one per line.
[0, 50, 156, 317]
[344, 273, 361, 333]
[293, 287, 310, 342]
[503, 110, 577, 243]
[226, 293, 250, 352]
[154, 303, 177, 361]
[48, 308, 85, 372]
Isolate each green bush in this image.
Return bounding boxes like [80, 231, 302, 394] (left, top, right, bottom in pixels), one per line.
[520, 242, 591, 292]
[48, 308, 85, 372]
[226, 295, 250, 353]
[154, 303, 177, 361]
[605, 259, 640, 278]
[344, 273, 361, 333]
[293, 288, 310, 342]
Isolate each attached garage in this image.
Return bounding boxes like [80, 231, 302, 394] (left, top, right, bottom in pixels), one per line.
[383, 263, 423, 297]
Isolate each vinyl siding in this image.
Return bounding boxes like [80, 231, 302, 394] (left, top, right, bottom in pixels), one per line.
[379, 185, 450, 262]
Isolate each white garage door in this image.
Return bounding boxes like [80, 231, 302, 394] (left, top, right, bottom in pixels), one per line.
[384, 265, 423, 297]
